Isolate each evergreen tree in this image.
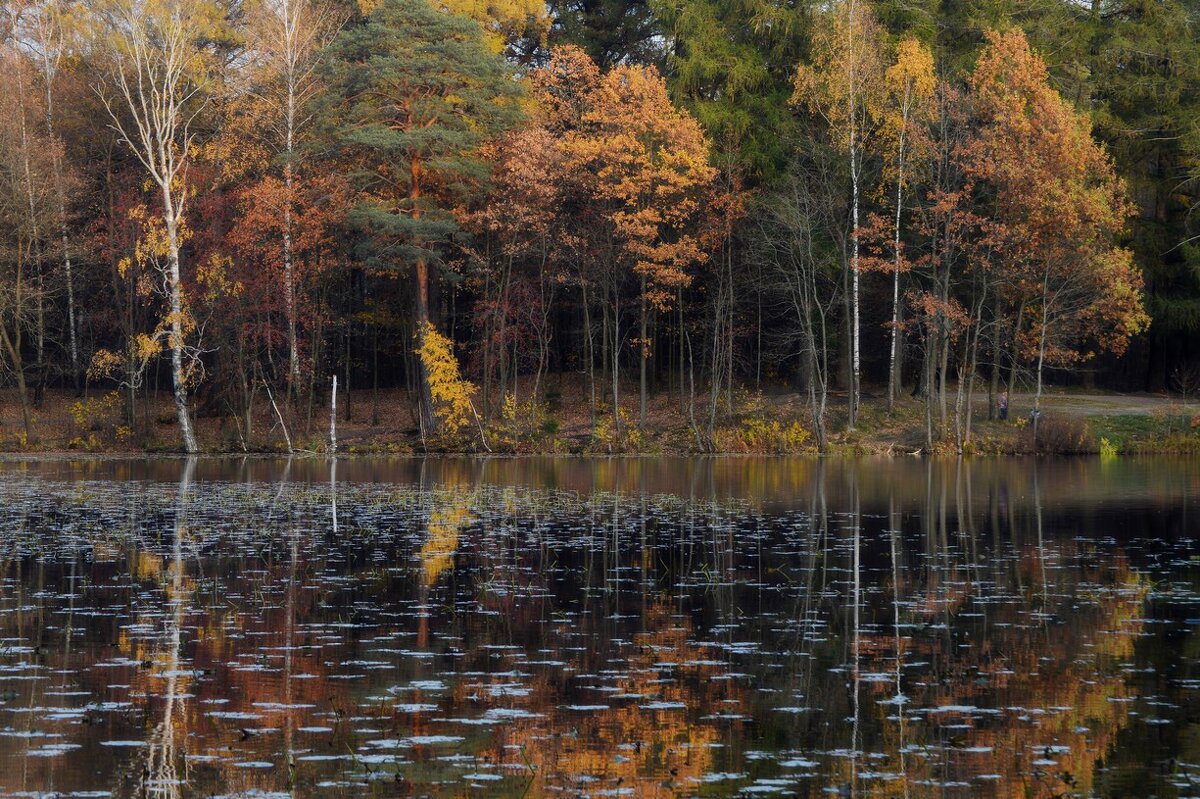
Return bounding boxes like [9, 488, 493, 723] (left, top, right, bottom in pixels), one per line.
[652, 0, 807, 182]
[320, 0, 521, 438]
[545, 0, 663, 68]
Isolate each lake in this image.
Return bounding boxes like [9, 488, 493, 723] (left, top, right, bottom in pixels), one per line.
[0, 456, 1197, 797]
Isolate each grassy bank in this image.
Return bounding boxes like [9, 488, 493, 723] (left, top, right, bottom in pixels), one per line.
[1, 383, 1197, 457]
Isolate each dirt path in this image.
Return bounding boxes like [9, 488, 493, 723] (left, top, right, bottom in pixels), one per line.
[1015, 391, 1189, 418]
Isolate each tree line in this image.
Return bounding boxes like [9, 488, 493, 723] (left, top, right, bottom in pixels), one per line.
[0, 0, 1194, 452]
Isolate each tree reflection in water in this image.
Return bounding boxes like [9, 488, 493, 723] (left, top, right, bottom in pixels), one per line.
[0, 456, 1192, 798]
[142, 456, 195, 799]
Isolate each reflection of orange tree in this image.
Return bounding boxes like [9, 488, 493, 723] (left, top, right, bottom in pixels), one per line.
[439, 599, 737, 797]
[851, 551, 1149, 798]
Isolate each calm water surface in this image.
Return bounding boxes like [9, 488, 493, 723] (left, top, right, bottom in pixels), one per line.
[0, 456, 1197, 798]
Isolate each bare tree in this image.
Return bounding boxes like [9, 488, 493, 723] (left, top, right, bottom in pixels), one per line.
[18, 0, 82, 392]
[0, 48, 60, 442]
[754, 158, 844, 451]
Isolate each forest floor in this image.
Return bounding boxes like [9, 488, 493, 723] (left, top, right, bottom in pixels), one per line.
[0, 379, 1197, 456]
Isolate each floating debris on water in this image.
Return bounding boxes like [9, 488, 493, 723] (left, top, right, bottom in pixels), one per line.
[0, 457, 1196, 797]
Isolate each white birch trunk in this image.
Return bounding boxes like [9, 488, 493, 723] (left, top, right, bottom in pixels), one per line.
[888, 88, 910, 410]
[846, 0, 861, 430]
[330, 374, 338, 454]
[163, 195, 199, 454]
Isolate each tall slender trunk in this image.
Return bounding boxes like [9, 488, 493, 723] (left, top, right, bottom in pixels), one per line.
[600, 293, 609, 404]
[988, 296, 1001, 419]
[40, 53, 80, 394]
[846, 0, 861, 430]
[639, 278, 647, 429]
[923, 335, 934, 452]
[283, 158, 299, 395]
[496, 256, 511, 405]
[962, 284, 986, 447]
[162, 193, 199, 454]
[724, 240, 734, 412]
[15, 66, 46, 406]
[1007, 301, 1025, 395]
[677, 289, 685, 413]
[0, 242, 32, 441]
[410, 157, 436, 439]
[937, 265, 951, 428]
[581, 277, 596, 430]
[611, 284, 621, 438]
[707, 264, 725, 439]
[1032, 274, 1050, 449]
[887, 91, 909, 411]
[280, 0, 303, 397]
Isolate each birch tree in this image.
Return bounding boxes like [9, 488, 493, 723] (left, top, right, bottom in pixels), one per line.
[242, 0, 342, 397]
[879, 37, 934, 409]
[791, 0, 884, 429]
[96, 0, 218, 453]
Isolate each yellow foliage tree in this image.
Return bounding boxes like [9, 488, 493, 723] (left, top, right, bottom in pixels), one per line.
[879, 37, 936, 408]
[414, 320, 477, 437]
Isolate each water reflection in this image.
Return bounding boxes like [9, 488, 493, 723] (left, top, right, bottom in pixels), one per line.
[0, 457, 1195, 797]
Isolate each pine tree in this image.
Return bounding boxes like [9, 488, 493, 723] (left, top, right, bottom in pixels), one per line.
[321, 0, 521, 439]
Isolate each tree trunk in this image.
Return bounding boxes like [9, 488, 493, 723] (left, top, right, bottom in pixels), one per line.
[283, 159, 300, 398]
[1032, 275, 1050, 450]
[414, 254, 436, 439]
[0, 266, 32, 443]
[1007, 302, 1025, 395]
[639, 279, 647, 429]
[888, 102, 908, 411]
[611, 286, 621, 438]
[848, 30, 861, 431]
[163, 199, 199, 454]
[410, 158, 437, 440]
[581, 277, 596, 430]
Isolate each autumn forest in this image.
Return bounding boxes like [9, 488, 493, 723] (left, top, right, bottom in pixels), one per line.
[0, 0, 1197, 454]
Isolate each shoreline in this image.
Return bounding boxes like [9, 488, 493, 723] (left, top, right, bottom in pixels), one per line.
[2, 385, 1198, 458]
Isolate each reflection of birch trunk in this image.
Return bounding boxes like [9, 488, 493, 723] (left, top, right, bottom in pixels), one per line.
[848, 467, 861, 796]
[888, 491, 909, 796]
[284, 473, 299, 784]
[329, 456, 338, 535]
[141, 456, 196, 799]
[1033, 461, 1048, 610]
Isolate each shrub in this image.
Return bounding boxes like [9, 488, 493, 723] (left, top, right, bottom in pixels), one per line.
[1028, 415, 1092, 454]
[488, 395, 562, 453]
[68, 393, 127, 451]
[709, 391, 814, 454]
[591, 407, 646, 453]
[739, 417, 811, 453]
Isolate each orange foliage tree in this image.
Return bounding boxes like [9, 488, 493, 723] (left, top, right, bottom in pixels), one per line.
[520, 46, 715, 432]
[960, 29, 1149, 440]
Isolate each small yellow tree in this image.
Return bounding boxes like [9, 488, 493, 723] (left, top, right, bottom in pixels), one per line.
[414, 321, 476, 438]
